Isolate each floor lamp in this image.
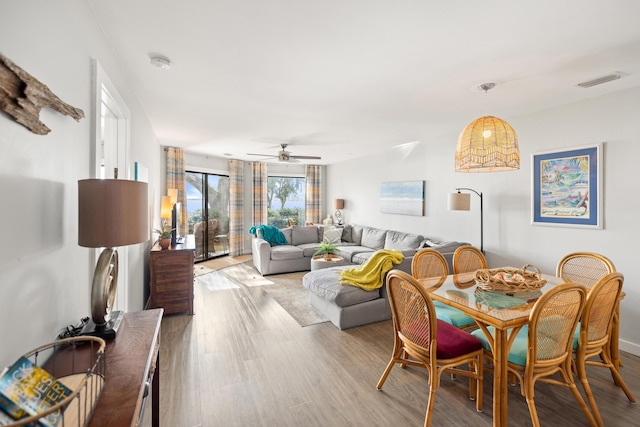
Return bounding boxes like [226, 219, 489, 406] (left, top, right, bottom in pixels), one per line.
[448, 188, 483, 253]
[78, 179, 148, 339]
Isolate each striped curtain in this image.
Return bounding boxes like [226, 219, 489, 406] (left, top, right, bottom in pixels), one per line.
[305, 165, 323, 224]
[166, 147, 187, 235]
[252, 162, 268, 225]
[229, 159, 244, 256]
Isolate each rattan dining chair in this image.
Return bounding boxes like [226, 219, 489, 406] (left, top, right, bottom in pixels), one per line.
[556, 251, 616, 286]
[557, 251, 624, 382]
[574, 272, 636, 426]
[452, 245, 487, 275]
[472, 282, 596, 427]
[377, 270, 483, 427]
[413, 248, 476, 331]
[412, 248, 450, 282]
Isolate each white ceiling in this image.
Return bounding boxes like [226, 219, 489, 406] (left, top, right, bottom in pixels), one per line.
[87, 0, 640, 165]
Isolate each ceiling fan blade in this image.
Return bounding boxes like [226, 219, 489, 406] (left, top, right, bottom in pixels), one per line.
[247, 152, 277, 157]
[290, 155, 322, 160]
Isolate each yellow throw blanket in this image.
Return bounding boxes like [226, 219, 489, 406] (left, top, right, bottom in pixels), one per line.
[339, 249, 405, 290]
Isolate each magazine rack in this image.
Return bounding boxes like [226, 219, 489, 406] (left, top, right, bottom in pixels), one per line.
[3, 336, 106, 427]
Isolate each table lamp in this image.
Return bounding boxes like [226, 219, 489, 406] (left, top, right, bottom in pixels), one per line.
[334, 199, 344, 225]
[78, 178, 148, 339]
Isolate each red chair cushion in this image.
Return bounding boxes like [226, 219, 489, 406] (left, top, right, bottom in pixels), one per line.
[402, 318, 482, 359]
[435, 319, 483, 359]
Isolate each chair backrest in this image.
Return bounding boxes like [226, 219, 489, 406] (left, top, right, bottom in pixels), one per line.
[452, 245, 487, 274]
[581, 272, 623, 346]
[528, 282, 586, 363]
[386, 269, 438, 353]
[556, 252, 616, 288]
[412, 248, 449, 280]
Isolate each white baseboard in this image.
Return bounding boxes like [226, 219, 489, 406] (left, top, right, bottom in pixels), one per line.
[619, 339, 640, 357]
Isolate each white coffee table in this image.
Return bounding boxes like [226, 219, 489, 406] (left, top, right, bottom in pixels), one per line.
[310, 255, 352, 271]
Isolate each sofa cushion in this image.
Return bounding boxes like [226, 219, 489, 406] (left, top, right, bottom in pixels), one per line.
[270, 245, 304, 260]
[298, 242, 322, 257]
[303, 267, 380, 307]
[350, 224, 364, 245]
[341, 224, 352, 242]
[360, 226, 386, 250]
[291, 225, 320, 245]
[279, 227, 293, 244]
[335, 246, 375, 262]
[323, 227, 343, 244]
[385, 230, 423, 250]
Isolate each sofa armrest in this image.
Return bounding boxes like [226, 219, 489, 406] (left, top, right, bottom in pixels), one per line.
[252, 237, 272, 275]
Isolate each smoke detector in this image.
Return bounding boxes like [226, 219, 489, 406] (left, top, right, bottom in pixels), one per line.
[149, 54, 172, 70]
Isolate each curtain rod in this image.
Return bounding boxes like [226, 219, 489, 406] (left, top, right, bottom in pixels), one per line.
[163, 147, 219, 159]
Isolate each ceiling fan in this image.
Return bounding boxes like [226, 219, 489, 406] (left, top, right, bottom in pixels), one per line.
[247, 144, 321, 162]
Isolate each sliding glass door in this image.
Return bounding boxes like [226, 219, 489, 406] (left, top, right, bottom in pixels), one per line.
[186, 171, 230, 262]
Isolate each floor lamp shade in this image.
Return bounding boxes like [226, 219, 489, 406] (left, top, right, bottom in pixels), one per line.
[78, 179, 149, 248]
[448, 188, 483, 253]
[448, 192, 471, 211]
[455, 115, 520, 172]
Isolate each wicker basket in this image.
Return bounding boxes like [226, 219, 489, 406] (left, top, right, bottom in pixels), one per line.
[474, 265, 547, 293]
[3, 336, 105, 427]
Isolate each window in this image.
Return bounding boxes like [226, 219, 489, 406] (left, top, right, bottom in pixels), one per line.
[267, 176, 305, 228]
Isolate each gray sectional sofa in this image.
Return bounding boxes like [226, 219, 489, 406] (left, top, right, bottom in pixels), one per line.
[251, 223, 467, 330]
[251, 223, 465, 276]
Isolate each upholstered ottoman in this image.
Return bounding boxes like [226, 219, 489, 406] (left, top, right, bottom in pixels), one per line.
[302, 266, 391, 329]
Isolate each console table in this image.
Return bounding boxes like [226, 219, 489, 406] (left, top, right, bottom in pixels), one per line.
[149, 235, 195, 315]
[89, 309, 163, 427]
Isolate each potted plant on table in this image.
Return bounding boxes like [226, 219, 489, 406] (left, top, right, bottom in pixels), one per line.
[314, 242, 338, 261]
[154, 220, 174, 250]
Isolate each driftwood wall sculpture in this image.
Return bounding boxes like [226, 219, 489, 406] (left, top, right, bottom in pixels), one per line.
[0, 52, 84, 135]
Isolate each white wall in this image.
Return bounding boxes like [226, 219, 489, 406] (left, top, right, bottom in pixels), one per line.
[326, 87, 640, 356]
[0, 1, 161, 367]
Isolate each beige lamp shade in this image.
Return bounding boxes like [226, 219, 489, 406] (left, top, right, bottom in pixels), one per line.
[455, 115, 520, 172]
[448, 192, 471, 211]
[335, 199, 345, 210]
[78, 179, 149, 248]
[160, 195, 173, 219]
[167, 188, 178, 204]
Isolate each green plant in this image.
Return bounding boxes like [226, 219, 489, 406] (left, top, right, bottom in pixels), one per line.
[314, 242, 337, 257]
[154, 219, 174, 240]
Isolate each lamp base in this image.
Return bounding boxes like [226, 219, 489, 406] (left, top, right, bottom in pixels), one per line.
[79, 310, 124, 340]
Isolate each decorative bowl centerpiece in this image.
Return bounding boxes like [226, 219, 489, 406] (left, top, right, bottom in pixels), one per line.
[474, 265, 546, 293]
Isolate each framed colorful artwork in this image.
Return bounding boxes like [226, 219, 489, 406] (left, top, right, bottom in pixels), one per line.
[531, 143, 603, 228]
[380, 180, 425, 216]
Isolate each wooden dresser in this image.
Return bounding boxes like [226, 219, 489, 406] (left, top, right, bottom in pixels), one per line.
[149, 235, 195, 315]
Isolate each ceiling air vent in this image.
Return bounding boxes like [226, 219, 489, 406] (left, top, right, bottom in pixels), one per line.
[577, 72, 627, 88]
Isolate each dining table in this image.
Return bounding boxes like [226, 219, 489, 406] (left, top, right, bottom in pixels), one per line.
[416, 268, 564, 427]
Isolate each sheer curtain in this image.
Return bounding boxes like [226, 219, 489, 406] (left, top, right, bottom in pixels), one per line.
[229, 159, 244, 256]
[252, 162, 268, 226]
[305, 165, 323, 224]
[166, 147, 187, 235]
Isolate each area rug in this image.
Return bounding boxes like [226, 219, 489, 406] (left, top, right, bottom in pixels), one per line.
[196, 261, 329, 327]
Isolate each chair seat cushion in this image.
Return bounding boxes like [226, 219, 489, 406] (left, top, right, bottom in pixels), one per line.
[436, 320, 483, 359]
[433, 301, 475, 328]
[472, 321, 580, 366]
[403, 319, 482, 359]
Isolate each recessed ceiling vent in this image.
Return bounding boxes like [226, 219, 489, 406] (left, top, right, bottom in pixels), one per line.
[577, 72, 626, 88]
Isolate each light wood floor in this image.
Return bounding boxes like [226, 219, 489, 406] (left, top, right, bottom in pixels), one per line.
[157, 274, 640, 427]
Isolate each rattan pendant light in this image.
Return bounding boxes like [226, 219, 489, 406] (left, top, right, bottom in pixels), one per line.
[455, 83, 520, 172]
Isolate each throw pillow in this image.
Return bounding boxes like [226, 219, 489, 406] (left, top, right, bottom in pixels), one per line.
[323, 227, 342, 244]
